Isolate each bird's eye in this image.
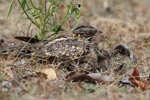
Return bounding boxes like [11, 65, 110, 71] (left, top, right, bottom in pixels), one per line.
[77, 3, 81, 10]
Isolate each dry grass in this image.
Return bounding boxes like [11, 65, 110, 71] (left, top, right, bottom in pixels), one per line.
[1, 0, 150, 100]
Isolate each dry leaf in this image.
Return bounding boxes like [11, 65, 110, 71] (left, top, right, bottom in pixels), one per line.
[67, 73, 114, 84]
[129, 67, 140, 81]
[129, 67, 150, 90]
[41, 68, 57, 80]
[120, 67, 150, 90]
[129, 79, 150, 90]
[87, 73, 114, 83]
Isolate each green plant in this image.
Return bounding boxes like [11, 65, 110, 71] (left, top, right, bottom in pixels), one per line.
[8, 0, 81, 40]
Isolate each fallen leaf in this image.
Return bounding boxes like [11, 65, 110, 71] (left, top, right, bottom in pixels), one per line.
[120, 67, 150, 90]
[87, 73, 114, 83]
[41, 68, 57, 80]
[67, 73, 114, 84]
[129, 67, 140, 81]
[129, 79, 150, 90]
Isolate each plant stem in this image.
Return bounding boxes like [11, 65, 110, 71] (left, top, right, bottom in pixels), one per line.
[18, 0, 40, 29]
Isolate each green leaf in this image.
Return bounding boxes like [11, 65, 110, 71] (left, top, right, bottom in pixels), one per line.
[18, 0, 26, 9]
[51, 24, 64, 34]
[7, 0, 14, 17]
[75, 9, 81, 19]
[29, 0, 38, 10]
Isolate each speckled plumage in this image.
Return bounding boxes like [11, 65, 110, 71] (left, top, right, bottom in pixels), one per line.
[73, 25, 102, 40]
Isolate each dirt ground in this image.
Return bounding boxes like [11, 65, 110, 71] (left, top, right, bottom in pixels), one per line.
[1, 0, 150, 100]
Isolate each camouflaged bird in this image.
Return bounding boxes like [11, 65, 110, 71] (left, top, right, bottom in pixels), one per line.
[0, 36, 87, 59]
[33, 36, 90, 61]
[0, 35, 111, 71]
[0, 24, 111, 72]
[73, 25, 103, 40]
